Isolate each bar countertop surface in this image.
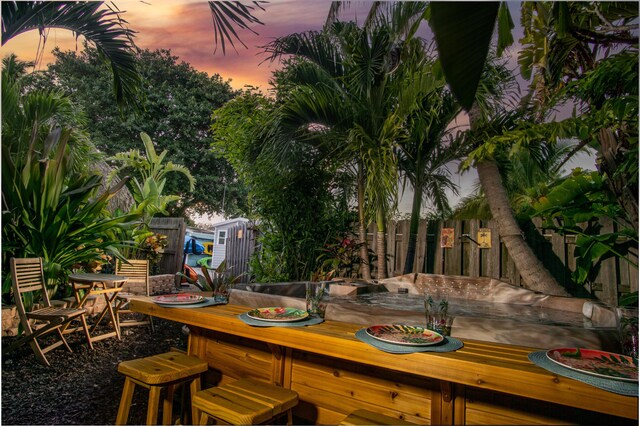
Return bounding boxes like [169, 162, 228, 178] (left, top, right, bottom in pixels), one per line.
[130, 298, 638, 420]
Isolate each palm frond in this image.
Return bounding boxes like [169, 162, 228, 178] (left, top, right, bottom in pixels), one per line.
[208, 1, 266, 55]
[1, 1, 141, 110]
[263, 30, 345, 79]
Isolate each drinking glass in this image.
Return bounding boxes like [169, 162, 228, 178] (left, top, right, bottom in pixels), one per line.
[306, 282, 327, 318]
[617, 306, 638, 358]
[424, 288, 452, 336]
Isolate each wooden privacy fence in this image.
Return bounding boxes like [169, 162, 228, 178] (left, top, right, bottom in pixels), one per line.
[150, 217, 186, 280]
[367, 218, 638, 307]
[225, 221, 256, 284]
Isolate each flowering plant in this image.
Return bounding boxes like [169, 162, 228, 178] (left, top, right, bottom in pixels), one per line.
[317, 236, 366, 279]
[138, 233, 168, 274]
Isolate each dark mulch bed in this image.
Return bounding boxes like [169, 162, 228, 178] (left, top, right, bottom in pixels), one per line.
[2, 317, 189, 425]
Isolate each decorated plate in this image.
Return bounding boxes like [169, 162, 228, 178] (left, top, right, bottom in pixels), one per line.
[546, 348, 638, 382]
[246, 307, 309, 322]
[152, 293, 206, 305]
[365, 324, 444, 346]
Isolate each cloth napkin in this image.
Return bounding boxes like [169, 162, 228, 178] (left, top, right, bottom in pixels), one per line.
[528, 351, 638, 396]
[238, 313, 324, 327]
[355, 328, 463, 354]
[154, 297, 225, 308]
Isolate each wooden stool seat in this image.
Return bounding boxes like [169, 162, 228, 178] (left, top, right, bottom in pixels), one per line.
[116, 351, 208, 425]
[340, 409, 417, 425]
[192, 378, 298, 425]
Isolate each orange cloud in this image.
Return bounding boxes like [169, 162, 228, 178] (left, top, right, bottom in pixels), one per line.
[1, 0, 340, 91]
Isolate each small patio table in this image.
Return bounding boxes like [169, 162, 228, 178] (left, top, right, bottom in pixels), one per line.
[68, 273, 128, 349]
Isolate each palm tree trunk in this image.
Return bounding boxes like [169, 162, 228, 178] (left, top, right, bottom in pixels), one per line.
[357, 163, 371, 280]
[376, 209, 387, 280]
[403, 180, 423, 274]
[476, 159, 569, 296]
[470, 105, 569, 296]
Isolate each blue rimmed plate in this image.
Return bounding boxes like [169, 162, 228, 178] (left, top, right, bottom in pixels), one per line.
[546, 348, 638, 382]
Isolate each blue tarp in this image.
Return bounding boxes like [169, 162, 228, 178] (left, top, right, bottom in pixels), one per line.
[184, 238, 205, 254]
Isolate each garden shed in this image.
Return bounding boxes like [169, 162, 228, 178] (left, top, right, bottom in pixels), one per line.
[209, 217, 249, 269]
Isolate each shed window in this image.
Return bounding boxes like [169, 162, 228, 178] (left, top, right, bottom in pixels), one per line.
[217, 230, 227, 245]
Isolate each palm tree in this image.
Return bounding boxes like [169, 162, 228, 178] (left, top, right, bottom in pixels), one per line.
[454, 137, 586, 220]
[264, 6, 432, 279]
[1, 1, 140, 109]
[398, 76, 463, 274]
[2, 54, 97, 174]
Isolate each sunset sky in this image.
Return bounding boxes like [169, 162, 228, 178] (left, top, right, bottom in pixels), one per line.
[3, 0, 360, 91]
[1, 1, 595, 223]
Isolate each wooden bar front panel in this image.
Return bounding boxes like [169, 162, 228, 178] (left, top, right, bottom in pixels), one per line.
[288, 351, 435, 424]
[131, 300, 638, 424]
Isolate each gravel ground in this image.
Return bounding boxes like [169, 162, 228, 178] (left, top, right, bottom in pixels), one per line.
[2, 317, 189, 425]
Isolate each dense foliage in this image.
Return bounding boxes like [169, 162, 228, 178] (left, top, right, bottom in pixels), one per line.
[1, 58, 141, 298]
[28, 47, 246, 219]
[211, 90, 355, 282]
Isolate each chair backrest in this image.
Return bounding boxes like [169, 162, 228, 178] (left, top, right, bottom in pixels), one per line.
[10, 257, 51, 330]
[116, 259, 149, 296]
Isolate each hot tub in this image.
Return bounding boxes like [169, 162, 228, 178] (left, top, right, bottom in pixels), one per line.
[229, 273, 619, 351]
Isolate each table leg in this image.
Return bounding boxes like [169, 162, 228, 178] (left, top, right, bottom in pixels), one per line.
[104, 294, 122, 340]
[72, 283, 95, 349]
[79, 313, 94, 350]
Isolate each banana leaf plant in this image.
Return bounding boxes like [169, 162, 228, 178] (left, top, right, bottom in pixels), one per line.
[533, 169, 638, 293]
[2, 127, 142, 300]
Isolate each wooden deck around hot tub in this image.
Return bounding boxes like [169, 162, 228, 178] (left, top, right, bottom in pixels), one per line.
[130, 299, 638, 425]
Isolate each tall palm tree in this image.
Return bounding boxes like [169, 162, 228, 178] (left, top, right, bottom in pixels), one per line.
[264, 6, 432, 279]
[398, 73, 463, 274]
[464, 55, 572, 296]
[1, 1, 140, 109]
[454, 136, 586, 220]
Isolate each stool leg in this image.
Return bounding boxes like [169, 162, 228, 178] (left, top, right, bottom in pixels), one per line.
[198, 412, 209, 425]
[287, 409, 293, 426]
[147, 385, 161, 425]
[190, 376, 202, 425]
[163, 384, 176, 425]
[116, 377, 136, 425]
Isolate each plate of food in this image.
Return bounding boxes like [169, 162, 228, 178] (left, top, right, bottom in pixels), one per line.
[365, 324, 444, 346]
[246, 307, 309, 322]
[546, 348, 638, 382]
[152, 293, 206, 305]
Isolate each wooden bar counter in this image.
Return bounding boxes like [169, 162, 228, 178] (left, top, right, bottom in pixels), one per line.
[130, 299, 638, 425]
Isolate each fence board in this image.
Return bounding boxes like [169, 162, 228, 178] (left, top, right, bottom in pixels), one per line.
[365, 218, 634, 306]
[225, 222, 255, 284]
[415, 219, 427, 274]
[150, 217, 186, 282]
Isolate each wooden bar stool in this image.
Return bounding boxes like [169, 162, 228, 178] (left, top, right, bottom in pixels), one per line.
[115, 351, 208, 425]
[192, 378, 298, 425]
[340, 409, 417, 425]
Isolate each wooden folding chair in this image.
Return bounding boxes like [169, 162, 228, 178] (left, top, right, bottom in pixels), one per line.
[114, 259, 154, 332]
[4, 257, 87, 367]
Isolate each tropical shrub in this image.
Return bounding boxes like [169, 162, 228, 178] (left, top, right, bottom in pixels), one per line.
[317, 236, 369, 280]
[212, 91, 355, 282]
[533, 169, 638, 293]
[1, 128, 141, 299]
